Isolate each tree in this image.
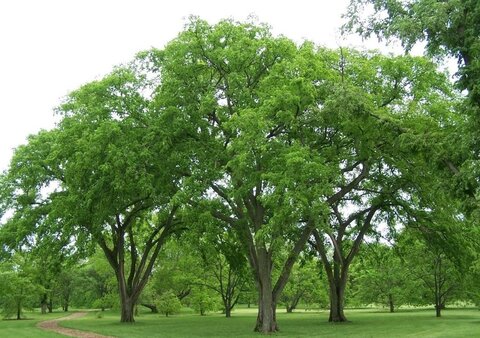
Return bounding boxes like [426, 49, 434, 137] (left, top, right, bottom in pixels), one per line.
[156, 291, 181, 317]
[0, 254, 41, 320]
[280, 258, 325, 313]
[345, 0, 480, 104]
[306, 49, 456, 322]
[145, 239, 198, 312]
[186, 215, 250, 318]
[345, 0, 480, 217]
[0, 55, 196, 322]
[350, 242, 410, 312]
[190, 286, 220, 316]
[397, 229, 465, 317]
[156, 18, 332, 332]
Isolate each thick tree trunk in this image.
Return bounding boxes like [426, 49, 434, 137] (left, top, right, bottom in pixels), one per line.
[388, 294, 394, 313]
[254, 287, 278, 333]
[435, 304, 442, 317]
[120, 296, 136, 323]
[253, 262, 278, 333]
[328, 279, 348, 322]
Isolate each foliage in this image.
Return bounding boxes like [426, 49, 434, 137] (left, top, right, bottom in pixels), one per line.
[349, 242, 411, 311]
[156, 291, 182, 317]
[345, 0, 480, 99]
[189, 287, 220, 316]
[344, 0, 480, 219]
[0, 255, 41, 319]
[396, 228, 466, 316]
[280, 257, 327, 312]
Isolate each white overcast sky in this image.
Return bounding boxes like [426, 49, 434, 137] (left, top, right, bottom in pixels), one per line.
[0, 0, 393, 171]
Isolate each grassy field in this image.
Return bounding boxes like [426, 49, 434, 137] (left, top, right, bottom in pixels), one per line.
[2, 307, 479, 337]
[0, 311, 67, 338]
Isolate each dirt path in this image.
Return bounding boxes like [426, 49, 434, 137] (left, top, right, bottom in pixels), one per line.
[37, 312, 116, 338]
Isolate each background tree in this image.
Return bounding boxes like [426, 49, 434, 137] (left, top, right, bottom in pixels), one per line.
[0, 254, 41, 320]
[280, 257, 325, 313]
[397, 227, 467, 317]
[350, 242, 410, 312]
[185, 214, 250, 317]
[71, 250, 117, 311]
[156, 290, 182, 317]
[145, 239, 198, 312]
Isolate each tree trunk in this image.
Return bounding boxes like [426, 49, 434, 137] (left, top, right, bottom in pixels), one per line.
[254, 271, 278, 333]
[328, 279, 348, 322]
[120, 296, 136, 323]
[17, 301, 21, 320]
[225, 305, 232, 318]
[435, 304, 442, 317]
[388, 294, 394, 313]
[141, 303, 158, 313]
[40, 294, 48, 314]
[287, 293, 302, 313]
[48, 298, 53, 313]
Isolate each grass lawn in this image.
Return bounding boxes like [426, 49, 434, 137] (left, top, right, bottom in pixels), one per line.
[2, 307, 478, 337]
[58, 307, 480, 338]
[0, 311, 68, 338]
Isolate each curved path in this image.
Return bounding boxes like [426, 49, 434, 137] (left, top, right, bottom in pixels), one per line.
[37, 312, 116, 338]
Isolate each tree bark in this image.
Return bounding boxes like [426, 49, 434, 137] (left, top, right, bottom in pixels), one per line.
[254, 280, 278, 333]
[253, 247, 279, 333]
[327, 273, 348, 322]
[119, 294, 136, 323]
[388, 294, 394, 313]
[40, 294, 48, 314]
[17, 301, 21, 320]
[141, 303, 158, 313]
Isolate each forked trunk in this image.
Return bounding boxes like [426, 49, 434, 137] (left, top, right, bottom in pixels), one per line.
[286, 293, 302, 313]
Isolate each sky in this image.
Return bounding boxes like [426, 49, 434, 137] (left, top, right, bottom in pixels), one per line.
[0, 0, 391, 171]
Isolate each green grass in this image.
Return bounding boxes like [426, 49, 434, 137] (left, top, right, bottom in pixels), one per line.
[0, 311, 67, 338]
[60, 307, 480, 338]
[2, 307, 479, 337]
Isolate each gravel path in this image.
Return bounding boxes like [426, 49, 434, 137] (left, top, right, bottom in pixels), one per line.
[37, 312, 116, 338]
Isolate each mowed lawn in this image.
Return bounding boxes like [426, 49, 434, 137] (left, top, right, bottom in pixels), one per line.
[0, 311, 67, 338]
[59, 307, 480, 337]
[2, 307, 479, 337]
